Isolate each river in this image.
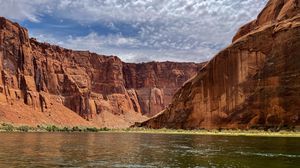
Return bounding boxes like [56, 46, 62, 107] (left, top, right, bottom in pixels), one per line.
[0, 132, 299, 167]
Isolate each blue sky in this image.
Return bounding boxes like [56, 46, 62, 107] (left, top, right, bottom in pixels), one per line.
[0, 0, 267, 63]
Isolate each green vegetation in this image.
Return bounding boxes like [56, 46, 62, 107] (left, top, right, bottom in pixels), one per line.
[0, 123, 111, 133]
[45, 125, 60, 132]
[1, 123, 14, 132]
[117, 127, 300, 137]
[99, 127, 110, 131]
[16, 126, 32, 132]
[0, 123, 36, 132]
[85, 127, 99, 132]
[0, 123, 299, 137]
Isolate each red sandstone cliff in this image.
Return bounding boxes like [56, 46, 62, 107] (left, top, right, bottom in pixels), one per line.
[0, 17, 201, 128]
[139, 0, 300, 130]
[123, 62, 201, 117]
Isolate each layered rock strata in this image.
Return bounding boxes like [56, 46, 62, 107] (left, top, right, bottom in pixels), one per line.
[140, 0, 300, 129]
[0, 17, 201, 128]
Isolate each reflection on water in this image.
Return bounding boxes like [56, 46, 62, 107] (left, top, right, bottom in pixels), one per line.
[0, 133, 299, 167]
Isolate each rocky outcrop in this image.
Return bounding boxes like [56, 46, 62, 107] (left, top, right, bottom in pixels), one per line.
[123, 62, 202, 117]
[0, 17, 200, 128]
[140, 0, 300, 129]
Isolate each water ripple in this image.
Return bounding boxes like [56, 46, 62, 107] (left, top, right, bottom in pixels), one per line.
[236, 151, 300, 158]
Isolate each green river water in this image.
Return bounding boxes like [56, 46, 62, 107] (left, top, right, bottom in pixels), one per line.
[0, 132, 299, 167]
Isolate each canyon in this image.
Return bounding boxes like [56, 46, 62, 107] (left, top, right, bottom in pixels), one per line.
[0, 17, 202, 128]
[0, 0, 299, 130]
[140, 0, 300, 129]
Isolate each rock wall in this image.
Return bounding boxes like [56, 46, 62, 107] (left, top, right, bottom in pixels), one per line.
[140, 0, 300, 129]
[123, 62, 201, 117]
[0, 17, 201, 128]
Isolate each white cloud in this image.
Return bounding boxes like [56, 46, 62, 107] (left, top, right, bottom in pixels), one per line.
[0, 0, 51, 22]
[0, 0, 268, 62]
[31, 31, 215, 63]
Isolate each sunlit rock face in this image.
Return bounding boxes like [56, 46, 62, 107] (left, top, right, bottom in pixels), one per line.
[0, 17, 201, 128]
[140, 0, 300, 129]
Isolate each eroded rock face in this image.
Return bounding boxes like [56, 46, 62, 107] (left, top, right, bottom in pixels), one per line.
[0, 17, 201, 128]
[140, 0, 300, 129]
[123, 62, 201, 117]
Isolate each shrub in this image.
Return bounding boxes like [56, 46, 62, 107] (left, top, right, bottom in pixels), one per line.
[17, 126, 31, 132]
[86, 127, 98, 132]
[46, 125, 60, 132]
[1, 123, 14, 132]
[72, 126, 82, 132]
[99, 127, 110, 131]
[61, 127, 70, 132]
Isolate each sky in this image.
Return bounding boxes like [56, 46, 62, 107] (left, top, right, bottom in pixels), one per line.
[0, 0, 268, 63]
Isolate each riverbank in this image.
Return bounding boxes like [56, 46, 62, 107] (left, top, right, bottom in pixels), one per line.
[0, 123, 106, 133]
[116, 128, 300, 137]
[0, 123, 299, 137]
